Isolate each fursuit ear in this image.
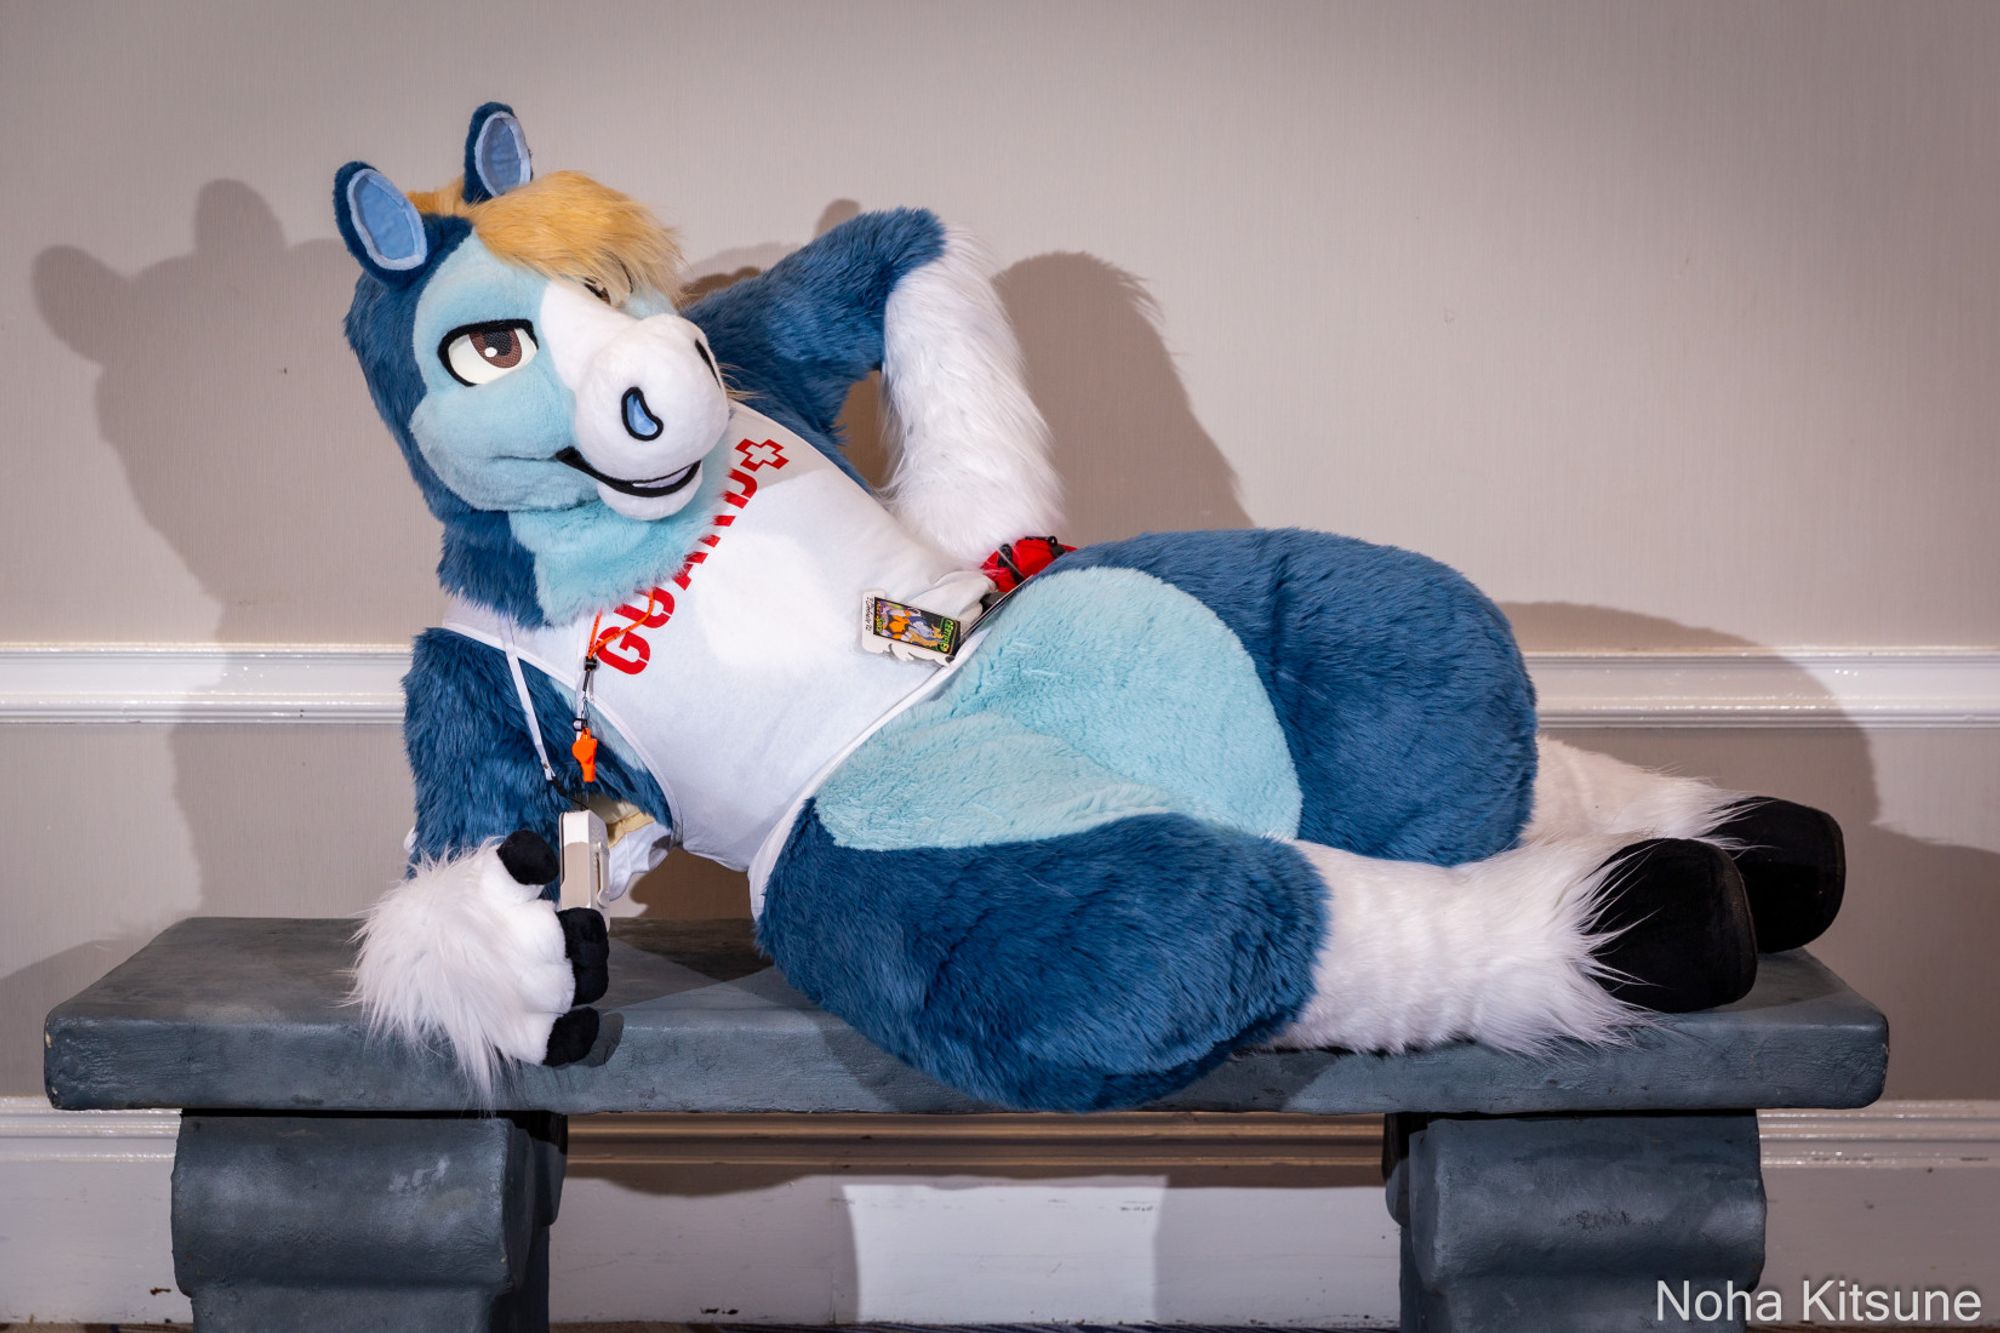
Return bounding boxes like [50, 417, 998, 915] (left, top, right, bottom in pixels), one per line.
[462, 102, 533, 204]
[333, 162, 429, 284]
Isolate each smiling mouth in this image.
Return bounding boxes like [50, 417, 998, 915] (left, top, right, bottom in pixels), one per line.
[554, 448, 701, 498]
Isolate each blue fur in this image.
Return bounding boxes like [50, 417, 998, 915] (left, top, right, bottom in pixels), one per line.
[404, 629, 670, 886]
[1055, 530, 1539, 864]
[759, 805, 1327, 1111]
[437, 512, 546, 629]
[342, 214, 473, 518]
[815, 566, 1300, 850]
[342, 219, 546, 625]
[687, 208, 947, 457]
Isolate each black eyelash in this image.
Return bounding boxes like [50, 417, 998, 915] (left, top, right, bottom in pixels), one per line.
[437, 319, 537, 386]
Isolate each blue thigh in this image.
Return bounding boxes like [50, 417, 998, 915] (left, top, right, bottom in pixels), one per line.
[759, 803, 1327, 1112]
[1055, 529, 1538, 864]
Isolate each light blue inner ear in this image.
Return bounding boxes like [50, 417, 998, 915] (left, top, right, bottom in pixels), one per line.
[346, 168, 426, 271]
[473, 112, 533, 197]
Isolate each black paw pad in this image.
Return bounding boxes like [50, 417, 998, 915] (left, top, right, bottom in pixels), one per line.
[543, 1007, 600, 1066]
[558, 907, 610, 1005]
[1711, 798, 1846, 953]
[496, 829, 559, 886]
[1591, 837, 1758, 1014]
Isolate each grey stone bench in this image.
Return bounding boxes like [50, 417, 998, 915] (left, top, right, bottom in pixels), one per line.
[44, 917, 1887, 1333]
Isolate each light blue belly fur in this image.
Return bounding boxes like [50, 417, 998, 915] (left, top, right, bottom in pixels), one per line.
[813, 566, 1304, 851]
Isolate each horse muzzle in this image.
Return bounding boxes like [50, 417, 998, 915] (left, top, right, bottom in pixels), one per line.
[541, 285, 731, 520]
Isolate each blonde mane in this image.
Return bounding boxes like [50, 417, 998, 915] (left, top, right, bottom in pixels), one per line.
[408, 171, 684, 304]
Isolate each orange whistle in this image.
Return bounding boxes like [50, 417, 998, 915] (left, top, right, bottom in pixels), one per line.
[571, 726, 599, 784]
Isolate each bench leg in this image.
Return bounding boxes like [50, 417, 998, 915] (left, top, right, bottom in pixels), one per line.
[171, 1111, 565, 1332]
[1384, 1110, 1765, 1332]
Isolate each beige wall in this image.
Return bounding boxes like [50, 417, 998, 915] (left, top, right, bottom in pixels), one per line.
[8, 0, 2000, 647]
[2, 3, 1997, 1096]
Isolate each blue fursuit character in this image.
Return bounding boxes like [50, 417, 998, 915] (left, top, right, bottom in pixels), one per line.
[344, 104, 1845, 1109]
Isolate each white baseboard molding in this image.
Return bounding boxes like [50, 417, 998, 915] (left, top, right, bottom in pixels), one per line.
[0, 644, 409, 724]
[1530, 649, 2000, 730]
[0, 643, 1996, 729]
[2, 1096, 1993, 1326]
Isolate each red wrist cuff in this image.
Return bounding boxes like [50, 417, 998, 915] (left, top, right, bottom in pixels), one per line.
[980, 536, 1075, 593]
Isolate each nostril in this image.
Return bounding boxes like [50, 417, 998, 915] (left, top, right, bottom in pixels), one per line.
[621, 387, 663, 441]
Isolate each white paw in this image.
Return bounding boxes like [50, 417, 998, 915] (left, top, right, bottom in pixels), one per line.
[352, 840, 577, 1095]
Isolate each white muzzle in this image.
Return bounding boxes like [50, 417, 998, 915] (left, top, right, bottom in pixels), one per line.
[540, 281, 730, 520]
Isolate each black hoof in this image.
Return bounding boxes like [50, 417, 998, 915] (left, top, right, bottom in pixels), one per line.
[1591, 838, 1758, 1013]
[497, 829, 559, 886]
[1711, 798, 1846, 952]
[558, 907, 610, 1005]
[543, 1006, 600, 1066]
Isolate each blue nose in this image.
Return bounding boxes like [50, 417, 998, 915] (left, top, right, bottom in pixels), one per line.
[621, 387, 664, 441]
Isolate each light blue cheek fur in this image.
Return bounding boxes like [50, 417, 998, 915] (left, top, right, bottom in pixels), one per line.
[407, 241, 591, 511]
[816, 567, 1303, 851]
[506, 440, 738, 625]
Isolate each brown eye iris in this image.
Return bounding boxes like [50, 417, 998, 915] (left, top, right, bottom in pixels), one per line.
[472, 327, 522, 367]
[440, 320, 539, 386]
[581, 278, 613, 305]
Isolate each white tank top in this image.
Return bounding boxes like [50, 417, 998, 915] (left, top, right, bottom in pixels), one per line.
[442, 404, 979, 893]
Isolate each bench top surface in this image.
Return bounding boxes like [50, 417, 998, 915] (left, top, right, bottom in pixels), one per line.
[45, 916, 1887, 1116]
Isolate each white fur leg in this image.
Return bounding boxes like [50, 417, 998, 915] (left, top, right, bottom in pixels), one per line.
[881, 228, 1062, 564]
[351, 841, 576, 1097]
[1525, 737, 1745, 844]
[1273, 836, 1643, 1054]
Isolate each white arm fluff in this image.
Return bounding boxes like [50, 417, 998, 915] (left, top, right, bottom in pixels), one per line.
[881, 229, 1062, 565]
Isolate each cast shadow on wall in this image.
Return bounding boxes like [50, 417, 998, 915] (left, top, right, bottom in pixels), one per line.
[683, 198, 1255, 537]
[31, 178, 427, 909]
[33, 180, 442, 641]
[13, 183, 429, 1094]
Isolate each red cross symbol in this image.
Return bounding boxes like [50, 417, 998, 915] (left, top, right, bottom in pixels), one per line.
[735, 438, 788, 471]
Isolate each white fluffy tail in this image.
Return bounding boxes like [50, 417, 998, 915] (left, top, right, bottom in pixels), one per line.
[1275, 835, 1645, 1054]
[881, 228, 1062, 565]
[1526, 737, 1745, 845]
[351, 841, 575, 1098]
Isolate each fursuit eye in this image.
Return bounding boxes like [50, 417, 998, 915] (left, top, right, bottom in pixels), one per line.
[440, 321, 539, 386]
[581, 278, 613, 305]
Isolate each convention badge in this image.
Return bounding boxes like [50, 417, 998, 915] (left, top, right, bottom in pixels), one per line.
[861, 592, 964, 665]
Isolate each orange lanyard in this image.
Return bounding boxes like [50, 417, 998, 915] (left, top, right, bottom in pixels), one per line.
[570, 587, 661, 785]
